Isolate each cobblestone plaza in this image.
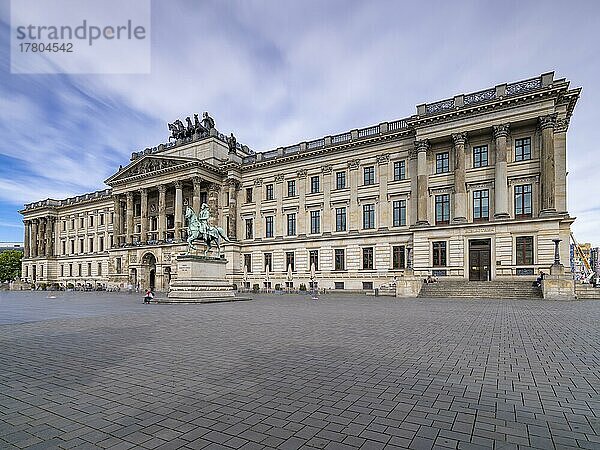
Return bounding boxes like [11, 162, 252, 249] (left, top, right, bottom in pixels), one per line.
[1, 293, 599, 449]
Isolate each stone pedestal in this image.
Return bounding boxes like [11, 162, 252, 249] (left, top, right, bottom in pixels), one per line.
[395, 276, 423, 298]
[542, 272, 576, 301]
[163, 255, 245, 303]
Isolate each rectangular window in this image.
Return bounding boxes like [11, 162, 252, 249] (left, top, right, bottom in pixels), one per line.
[334, 281, 344, 290]
[334, 249, 345, 271]
[244, 254, 252, 273]
[335, 207, 347, 232]
[433, 241, 447, 267]
[309, 250, 319, 271]
[336, 171, 346, 189]
[265, 216, 273, 238]
[515, 184, 533, 218]
[60, 265, 64, 277]
[473, 145, 488, 168]
[69, 263, 73, 277]
[392, 246, 405, 269]
[71, 219, 75, 229]
[89, 216, 94, 227]
[70, 240, 75, 254]
[245, 218, 253, 239]
[62, 221, 66, 231]
[287, 213, 296, 236]
[310, 176, 320, 194]
[98, 263, 102, 276]
[310, 210, 321, 234]
[435, 194, 450, 225]
[115, 258, 121, 274]
[99, 236, 104, 252]
[285, 252, 295, 272]
[246, 187, 253, 203]
[61, 241, 66, 255]
[363, 166, 375, 185]
[436, 152, 450, 173]
[362, 281, 373, 290]
[473, 190, 490, 221]
[264, 253, 272, 272]
[516, 236, 534, 265]
[393, 160, 406, 181]
[515, 137, 532, 161]
[362, 247, 374, 270]
[100, 214, 104, 226]
[87, 263, 92, 277]
[363, 204, 375, 229]
[287, 180, 296, 197]
[80, 217, 84, 228]
[78, 263, 82, 277]
[393, 200, 407, 227]
[89, 238, 94, 253]
[79, 238, 84, 253]
[265, 184, 274, 200]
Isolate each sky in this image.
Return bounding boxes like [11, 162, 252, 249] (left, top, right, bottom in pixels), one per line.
[0, 0, 599, 243]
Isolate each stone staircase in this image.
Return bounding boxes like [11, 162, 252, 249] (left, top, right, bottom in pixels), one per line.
[575, 284, 600, 299]
[418, 280, 543, 300]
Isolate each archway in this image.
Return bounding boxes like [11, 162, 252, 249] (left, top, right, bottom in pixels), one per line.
[141, 252, 157, 291]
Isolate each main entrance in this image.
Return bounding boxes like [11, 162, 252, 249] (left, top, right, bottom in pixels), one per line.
[469, 239, 491, 281]
[141, 253, 157, 291]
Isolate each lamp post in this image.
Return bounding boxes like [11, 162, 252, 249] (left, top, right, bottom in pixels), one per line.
[550, 238, 564, 275]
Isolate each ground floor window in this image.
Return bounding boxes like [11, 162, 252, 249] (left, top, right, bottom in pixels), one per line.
[285, 252, 295, 272]
[309, 250, 319, 271]
[516, 236, 534, 265]
[334, 282, 344, 290]
[362, 281, 373, 290]
[433, 241, 447, 267]
[362, 247, 374, 270]
[392, 246, 405, 269]
[334, 249, 345, 270]
[244, 254, 252, 273]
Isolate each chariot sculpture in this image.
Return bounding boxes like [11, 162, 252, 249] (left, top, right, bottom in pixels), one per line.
[185, 204, 230, 257]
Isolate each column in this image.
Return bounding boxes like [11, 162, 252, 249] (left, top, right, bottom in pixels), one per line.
[39, 219, 46, 257]
[275, 175, 284, 237]
[208, 183, 220, 228]
[192, 177, 202, 213]
[377, 155, 389, 229]
[158, 185, 166, 241]
[493, 124, 510, 219]
[296, 172, 306, 235]
[140, 188, 148, 242]
[31, 219, 38, 257]
[227, 179, 239, 239]
[348, 161, 360, 231]
[415, 140, 430, 225]
[23, 220, 30, 258]
[126, 191, 134, 244]
[539, 115, 556, 214]
[322, 165, 332, 233]
[174, 181, 183, 240]
[554, 117, 569, 213]
[452, 133, 467, 223]
[113, 195, 122, 246]
[45, 217, 53, 256]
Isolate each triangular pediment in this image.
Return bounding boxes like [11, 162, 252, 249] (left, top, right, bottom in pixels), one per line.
[105, 155, 195, 185]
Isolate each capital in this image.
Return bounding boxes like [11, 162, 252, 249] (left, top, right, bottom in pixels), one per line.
[414, 139, 430, 153]
[139, 187, 148, 195]
[347, 159, 360, 170]
[253, 178, 263, 186]
[174, 181, 182, 189]
[158, 185, 167, 193]
[208, 182, 221, 192]
[321, 164, 333, 174]
[296, 169, 308, 178]
[126, 191, 134, 199]
[451, 132, 467, 147]
[555, 116, 570, 133]
[493, 123, 510, 139]
[376, 153, 390, 165]
[274, 174, 285, 182]
[539, 114, 557, 130]
[192, 176, 202, 186]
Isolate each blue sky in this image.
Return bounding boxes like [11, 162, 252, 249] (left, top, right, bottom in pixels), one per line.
[0, 0, 599, 243]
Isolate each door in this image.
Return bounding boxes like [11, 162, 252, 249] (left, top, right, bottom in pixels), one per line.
[469, 239, 491, 281]
[149, 269, 156, 291]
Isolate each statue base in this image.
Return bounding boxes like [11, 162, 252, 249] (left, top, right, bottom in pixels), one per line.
[162, 255, 247, 304]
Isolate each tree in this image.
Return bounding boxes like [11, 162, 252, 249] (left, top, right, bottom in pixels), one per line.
[0, 250, 23, 282]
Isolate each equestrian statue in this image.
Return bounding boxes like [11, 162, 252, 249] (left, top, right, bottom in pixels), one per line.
[185, 204, 230, 257]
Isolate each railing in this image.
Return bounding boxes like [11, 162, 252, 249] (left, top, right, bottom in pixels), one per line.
[463, 87, 496, 105]
[358, 125, 380, 138]
[283, 144, 300, 155]
[263, 150, 279, 160]
[506, 77, 542, 95]
[307, 139, 325, 150]
[331, 132, 351, 144]
[388, 119, 408, 131]
[242, 155, 256, 164]
[425, 98, 455, 114]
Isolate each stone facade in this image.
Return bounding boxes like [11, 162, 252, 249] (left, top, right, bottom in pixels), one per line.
[20, 72, 581, 292]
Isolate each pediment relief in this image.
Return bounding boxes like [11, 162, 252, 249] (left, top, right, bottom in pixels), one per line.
[106, 156, 195, 184]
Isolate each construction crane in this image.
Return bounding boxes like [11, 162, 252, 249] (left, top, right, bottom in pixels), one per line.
[570, 231, 595, 283]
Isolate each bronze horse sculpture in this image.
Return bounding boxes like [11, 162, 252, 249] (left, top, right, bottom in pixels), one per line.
[185, 204, 230, 257]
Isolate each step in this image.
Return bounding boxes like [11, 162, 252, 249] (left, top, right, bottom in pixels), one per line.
[418, 280, 542, 299]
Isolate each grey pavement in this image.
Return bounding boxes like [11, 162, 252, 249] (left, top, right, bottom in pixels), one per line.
[0, 291, 599, 449]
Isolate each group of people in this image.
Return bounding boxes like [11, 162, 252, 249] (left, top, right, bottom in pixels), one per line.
[143, 289, 154, 304]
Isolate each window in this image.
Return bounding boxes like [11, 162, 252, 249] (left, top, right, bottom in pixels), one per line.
[336, 171, 346, 189]
[473, 145, 488, 168]
[516, 236, 534, 265]
[515, 184, 532, 218]
[287, 180, 296, 197]
[79, 238, 84, 253]
[70, 240, 75, 254]
[473, 190, 489, 221]
[433, 241, 447, 267]
[115, 258, 121, 274]
[285, 252, 295, 272]
[89, 238, 94, 253]
[363, 166, 375, 185]
[265, 184, 274, 200]
[393, 200, 406, 227]
[264, 253, 272, 272]
[309, 250, 319, 271]
[99, 236, 104, 252]
[362, 281, 373, 290]
[287, 213, 296, 236]
[245, 218, 253, 239]
[244, 254, 252, 273]
[363, 204, 375, 229]
[394, 161, 406, 181]
[436, 152, 450, 173]
[515, 137, 531, 161]
[80, 217, 84, 228]
[89, 216, 94, 227]
[311, 176, 320, 194]
[200, 192, 208, 205]
[100, 214, 104, 226]
[392, 246, 405, 269]
[335, 207, 347, 232]
[87, 263, 92, 277]
[78, 263, 82, 277]
[98, 263, 102, 276]
[71, 219, 75, 229]
[334, 281, 344, 290]
[334, 249, 345, 271]
[60, 265, 64, 277]
[246, 187, 253, 203]
[69, 264, 73, 277]
[62, 221, 66, 231]
[134, 204, 141, 216]
[265, 216, 273, 238]
[61, 241, 66, 255]
[362, 247, 374, 270]
[310, 211, 321, 234]
[435, 194, 450, 225]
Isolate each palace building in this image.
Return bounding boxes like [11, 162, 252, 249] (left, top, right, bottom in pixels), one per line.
[20, 72, 580, 292]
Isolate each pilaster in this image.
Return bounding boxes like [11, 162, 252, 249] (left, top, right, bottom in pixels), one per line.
[493, 124, 510, 219]
[451, 133, 467, 223]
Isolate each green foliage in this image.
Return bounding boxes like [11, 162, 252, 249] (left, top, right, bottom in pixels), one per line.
[0, 250, 23, 282]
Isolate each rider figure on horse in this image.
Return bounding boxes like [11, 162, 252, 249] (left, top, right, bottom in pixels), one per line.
[198, 203, 219, 241]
